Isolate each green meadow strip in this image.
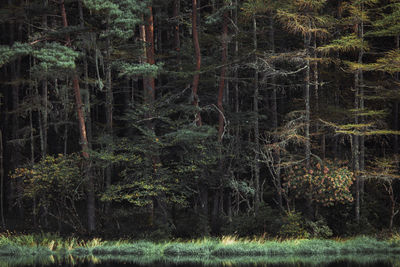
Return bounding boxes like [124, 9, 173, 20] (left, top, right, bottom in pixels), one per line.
[1, 234, 400, 266]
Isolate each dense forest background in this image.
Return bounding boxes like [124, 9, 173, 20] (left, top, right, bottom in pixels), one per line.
[1, 0, 400, 238]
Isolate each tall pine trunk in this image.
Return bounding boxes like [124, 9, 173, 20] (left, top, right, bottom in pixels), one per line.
[304, 29, 312, 218]
[0, 130, 4, 228]
[353, 71, 360, 224]
[212, 7, 228, 232]
[305, 33, 311, 170]
[105, 19, 113, 214]
[253, 14, 260, 213]
[60, 0, 95, 233]
[192, 0, 202, 126]
[173, 0, 181, 68]
[359, 15, 365, 201]
[270, 15, 283, 211]
[354, 4, 365, 224]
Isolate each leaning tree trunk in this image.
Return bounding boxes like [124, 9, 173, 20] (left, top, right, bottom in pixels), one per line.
[78, 0, 93, 150]
[60, 0, 95, 234]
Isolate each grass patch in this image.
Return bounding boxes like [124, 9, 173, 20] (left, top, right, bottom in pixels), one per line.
[0, 234, 399, 260]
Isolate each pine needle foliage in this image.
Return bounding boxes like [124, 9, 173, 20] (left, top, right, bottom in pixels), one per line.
[0, 42, 32, 67]
[276, 0, 331, 38]
[317, 34, 368, 54]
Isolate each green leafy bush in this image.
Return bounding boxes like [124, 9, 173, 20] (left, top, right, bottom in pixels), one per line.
[305, 218, 333, 238]
[11, 154, 85, 232]
[284, 160, 354, 207]
[279, 211, 310, 238]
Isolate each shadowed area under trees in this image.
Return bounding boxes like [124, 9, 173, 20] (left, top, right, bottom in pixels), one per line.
[1, 0, 400, 238]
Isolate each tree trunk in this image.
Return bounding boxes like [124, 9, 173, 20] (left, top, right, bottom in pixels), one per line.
[192, 0, 202, 126]
[78, 0, 93, 150]
[60, 0, 95, 233]
[313, 33, 323, 159]
[234, 0, 240, 157]
[9, 9, 24, 218]
[395, 35, 399, 159]
[353, 74, 360, 224]
[0, 130, 5, 228]
[199, 183, 209, 235]
[305, 33, 311, 170]
[269, 15, 283, 211]
[253, 14, 260, 213]
[105, 19, 113, 215]
[173, 0, 181, 68]
[212, 8, 228, 232]
[354, 5, 365, 224]
[41, 1, 48, 157]
[145, 7, 156, 103]
[304, 30, 312, 218]
[217, 10, 227, 143]
[359, 15, 365, 200]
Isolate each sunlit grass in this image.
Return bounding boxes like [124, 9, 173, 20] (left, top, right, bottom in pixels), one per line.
[1, 233, 400, 260]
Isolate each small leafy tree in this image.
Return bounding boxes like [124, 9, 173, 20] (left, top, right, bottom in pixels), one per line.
[283, 159, 355, 207]
[367, 157, 400, 231]
[11, 154, 85, 232]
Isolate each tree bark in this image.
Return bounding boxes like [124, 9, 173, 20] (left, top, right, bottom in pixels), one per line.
[354, 4, 365, 224]
[218, 10, 227, 143]
[270, 15, 283, 211]
[304, 29, 312, 219]
[105, 21, 113, 214]
[305, 32, 311, 170]
[173, 0, 181, 67]
[253, 14, 260, 213]
[359, 15, 365, 199]
[353, 71, 360, 224]
[395, 35, 399, 159]
[212, 8, 229, 232]
[78, 0, 93, 150]
[192, 0, 202, 126]
[0, 130, 5, 228]
[60, 0, 95, 233]
[146, 6, 156, 102]
[8, 0, 23, 217]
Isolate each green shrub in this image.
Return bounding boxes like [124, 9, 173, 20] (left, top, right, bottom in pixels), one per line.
[306, 218, 333, 238]
[279, 211, 310, 238]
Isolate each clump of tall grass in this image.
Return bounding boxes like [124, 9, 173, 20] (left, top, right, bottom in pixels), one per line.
[1, 233, 400, 259]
